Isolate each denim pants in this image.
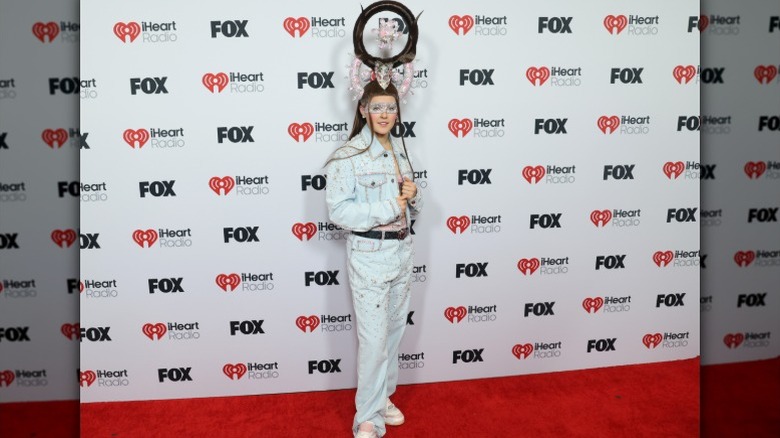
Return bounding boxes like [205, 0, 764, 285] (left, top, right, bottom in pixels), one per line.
[347, 233, 413, 437]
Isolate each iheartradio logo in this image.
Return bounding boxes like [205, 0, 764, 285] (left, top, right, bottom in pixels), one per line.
[61, 323, 80, 340]
[597, 116, 620, 134]
[723, 333, 744, 349]
[525, 67, 550, 86]
[296, 315, 320, 332]
[142, 323, 167, 340]
[51, 229, 77, 248]
[288, 123, 314, 142]
[446, 216, 470, 234]
[448, 119, 472, 138]
[642, 333, 663, 349]
[113, 22, 141, 43]
[215, 274, 241, 292]
[663, 162, 685, 180]
[603, 15, 627, 34]
[42, 128, 68, 148]
[202, 73, 229, 93]
[744, 162, 767, 179]
[449, 15, 474, 35]
[123, 129, 150, 148]
[733, 251, 755, 267]
[209, 177, 235, 195]
[444, 306, 467, 323]
[223, 363, 248, 380]
[0, 370, 15, 387]
[512, 343, 533, 360]
[32, 22, 60, 43]
[673, 65, 696, 84]
[653, 251, 674, 267]
[517, 258, 540, 275]
[522, 166, 545, 184]
[590, 210, 613, 227]
[292, 222, 316, 241]
[698, 15, 709, 31]
[132, 229, 159, 248]
[283, 17, 310, 37]
[80, 370, 96, 387]
[582, 297, 604, 313]
[754, 66, 778, 84]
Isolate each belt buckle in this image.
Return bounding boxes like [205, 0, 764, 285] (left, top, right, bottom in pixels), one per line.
[397, 229, 407, 240]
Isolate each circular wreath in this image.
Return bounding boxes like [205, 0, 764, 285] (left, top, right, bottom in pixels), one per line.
[352, 1, 420, 69]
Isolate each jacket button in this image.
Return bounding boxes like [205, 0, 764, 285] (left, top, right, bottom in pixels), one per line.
[371, 182, 375, 186]
[391, 178, 395, 183]
[383, 153, 388, 157]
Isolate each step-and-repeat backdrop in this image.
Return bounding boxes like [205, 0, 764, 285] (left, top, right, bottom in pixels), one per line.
[77, 0, 701, 402]
[0, 0, 80, 402]
[0, 0, 775, 405]
[699, 0, 780, 365]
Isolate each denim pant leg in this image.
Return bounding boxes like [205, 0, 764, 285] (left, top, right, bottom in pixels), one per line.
[385, 240, 413, 400]
[347, 236, 413, 437]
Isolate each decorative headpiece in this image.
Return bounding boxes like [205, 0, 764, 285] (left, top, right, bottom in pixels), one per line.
[348, 1, 421, 102]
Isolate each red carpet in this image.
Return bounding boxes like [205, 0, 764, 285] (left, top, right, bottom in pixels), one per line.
[701, 357, 780, 437]
[84, 358, 700, 437]
[2, 357, 777, 437]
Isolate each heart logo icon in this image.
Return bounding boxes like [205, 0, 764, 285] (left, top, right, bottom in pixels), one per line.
[642, 333, 663, 349]
[672, 65, 696, 84]
[652, 251, 674, 267]
[215, 273, 241, 292]
[597, 116, 620, 134]
[202, 73, 229, 93]
[582, 297, 604, 313]
[525, 67, 550, 86]
[590, 210, 613, 227]
[209, 177, 236, 195]
[223, 363, 248, 380]
[444, 306, 467, 323]
[448, 119, 473, 138]
[113, 22, 141, 43]
[603, 15, 627, 34]
[446, 216, 470, 234]
[296, 315, 320, 332]
[511, 344, 533, 360]
[448, 15, 474, 35]
[123, 129, 150, 148]
[283, 17, 310, 37]
[142, 323, 167, 340]
[517, 258, 541, 275]
[292, 222, 317, 241]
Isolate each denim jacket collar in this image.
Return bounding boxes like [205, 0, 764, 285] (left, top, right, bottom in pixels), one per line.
[360, 124, 398, 161]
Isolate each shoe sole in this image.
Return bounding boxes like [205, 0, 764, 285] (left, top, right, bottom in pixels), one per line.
[384, 417, 405, 426]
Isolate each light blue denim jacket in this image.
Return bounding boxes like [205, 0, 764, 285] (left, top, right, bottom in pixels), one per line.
[325, 125, 423, 232]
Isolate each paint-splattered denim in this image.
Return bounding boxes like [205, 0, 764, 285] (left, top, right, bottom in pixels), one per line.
[325, 125, 422, 437]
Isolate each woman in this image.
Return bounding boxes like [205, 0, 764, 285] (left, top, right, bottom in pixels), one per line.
[325, 80, 422, 438]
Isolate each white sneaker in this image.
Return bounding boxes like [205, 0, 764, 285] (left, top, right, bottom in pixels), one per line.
[384, 399, 405, 426]
[355, 421, 378, 438]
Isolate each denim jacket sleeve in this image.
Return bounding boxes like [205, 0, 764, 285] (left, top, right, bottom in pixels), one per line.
[325, 146, 402, 232]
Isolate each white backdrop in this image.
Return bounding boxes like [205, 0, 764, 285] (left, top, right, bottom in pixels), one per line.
[74, 2, 699, 401]
[75, 0, 701, 402]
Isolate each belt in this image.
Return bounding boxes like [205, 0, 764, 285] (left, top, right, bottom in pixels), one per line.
[353, 228, 409, 240]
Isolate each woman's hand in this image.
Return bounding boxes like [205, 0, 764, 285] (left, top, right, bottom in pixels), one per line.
[401, 177, 417, 200]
